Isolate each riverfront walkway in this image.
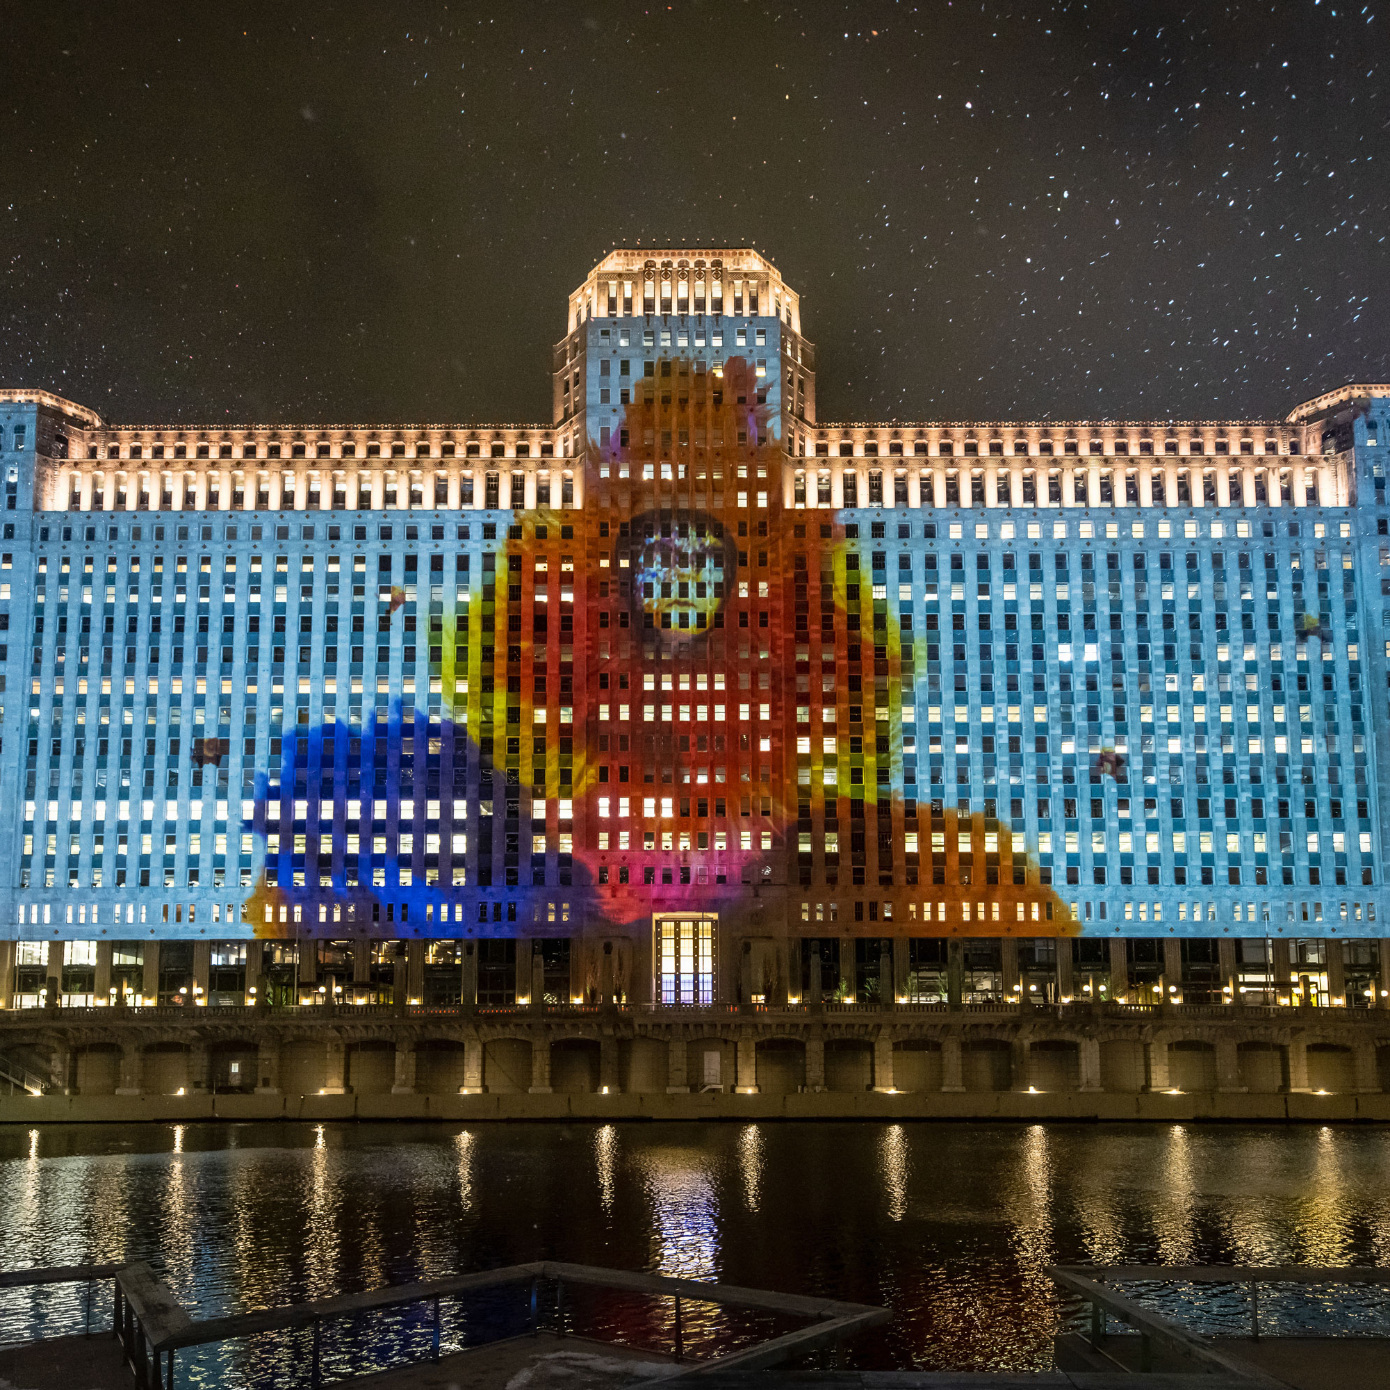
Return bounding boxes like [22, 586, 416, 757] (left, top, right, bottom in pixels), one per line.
[1, 1331, 138, 1389]
[347, 1332, 672, 1390]
[1056, 1330, 1390, 1390]
[6, 1326, 1390, 1388]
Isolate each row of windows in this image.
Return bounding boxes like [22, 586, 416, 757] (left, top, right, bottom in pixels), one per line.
[64, 476, 577, 510]
[33, 514, 1367, 555]
[52, 468, 1358, 514]
[32, 531, 1373, 586]
[11, 759, 1369, 830]
[20, 668, 1359, 757]
[837, 518, 1357, 542]
[799, 467, 1330, 509]
[803, 437, 1308, 458]
[24, 591, 1360, 640]
[5, 923, 1382, 978]
[39, 521, 514, 546]
[22, 825, 1368, 889]
[22, 428, 1372, 468]
[20, 826, 1375, 894]
[22, 635, 1362, 743]
[819, 543, 1364, 573]
[594, 385, 769, 413]
[590, 284, 773, 316]
[25, 557, 1367, 610]
[34, 533, 586, 583]
[592, 350, 769, 378]
[80, 442, 572, 461]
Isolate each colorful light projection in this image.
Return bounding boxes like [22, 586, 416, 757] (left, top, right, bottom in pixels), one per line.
[243, 356, 1073, 940]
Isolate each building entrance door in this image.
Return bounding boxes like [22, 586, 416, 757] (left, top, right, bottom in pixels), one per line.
[654, 914, 716, 1005]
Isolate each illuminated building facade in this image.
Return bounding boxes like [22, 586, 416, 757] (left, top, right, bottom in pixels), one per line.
[2, 247, 1390, 1026]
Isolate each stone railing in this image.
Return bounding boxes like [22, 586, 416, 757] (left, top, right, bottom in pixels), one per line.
[0, 998, 1380, 1024]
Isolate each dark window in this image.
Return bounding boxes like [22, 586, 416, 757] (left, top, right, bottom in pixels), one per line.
[476, 939, 517, 1006]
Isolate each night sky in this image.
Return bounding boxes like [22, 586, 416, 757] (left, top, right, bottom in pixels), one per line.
[2, 2, 1386, 426]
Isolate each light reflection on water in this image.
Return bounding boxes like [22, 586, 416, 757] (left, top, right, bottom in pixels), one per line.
[880, 1125, 908, 1223]
[1299, 1124, 1352, 1267]
[594, 1125, 617, 1216]
[738, 1124, 763, 1214]
[1075, 1127, 1128, 1269]
[305, 1122, 340, 1300]
[1152, 1124, 1197, 1266]
[455, 1130, 476, 1213]
[1010, 1126, 1057, 1343]
[1, 1122, 1388, 1379]
[638, 1144, 720, 1281]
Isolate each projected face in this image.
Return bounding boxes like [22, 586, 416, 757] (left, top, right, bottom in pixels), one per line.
[623, 509, 735, 647]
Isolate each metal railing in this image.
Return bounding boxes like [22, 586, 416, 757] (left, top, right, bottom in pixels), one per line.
[0, 1262, 125, 1335]
[0, 1262, 182, 1387]
[1049, 1263, 1390, 1384]
[1, 1259, 888, 1389]
[0, 1050, 48, 1093]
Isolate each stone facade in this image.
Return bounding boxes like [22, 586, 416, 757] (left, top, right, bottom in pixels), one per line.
[4, 996, 1388, 1121]
[1, 251, 1389, 1039]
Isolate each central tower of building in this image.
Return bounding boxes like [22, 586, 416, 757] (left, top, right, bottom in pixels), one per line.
[558, 249, 815, 450]
[545, 251, 825, 1002]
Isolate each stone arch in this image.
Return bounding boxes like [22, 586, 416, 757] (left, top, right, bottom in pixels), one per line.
[1029, 1038, 1080, 1092]
[345, 1039, 395, 1095]
[961, 1038, 1011, 1092]
[1237, 1040, 1284, 1093]
[279, 1038, 329, 1096]
[142, 1041, 191, 1096]
[550, 1037, 600, 1094]
[824, 1038, 874, 1092]
[686, 1035, 734, 1091]
[755, 1037, 806, 1095]
[208, 1039, 258, 1093]
[1169, 1039, 1217, 1092]
[1378, 1045, 1390, 1094]
[483, 1037, 533, 1094]
[74, 1042, 121, 1095]
[892, 1039, 942, 1093]
[619, 1036, 667, 1093]
[415, 1039, 467, 1095]
[1100, 1038, 1146, 1092]
[1306, 1042, 1355, 1093]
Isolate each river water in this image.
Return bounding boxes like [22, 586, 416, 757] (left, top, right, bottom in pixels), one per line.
[2, 1122, 1389, 1381]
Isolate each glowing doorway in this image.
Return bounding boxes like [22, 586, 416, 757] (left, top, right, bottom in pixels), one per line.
[655, 914, 716, 1005]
